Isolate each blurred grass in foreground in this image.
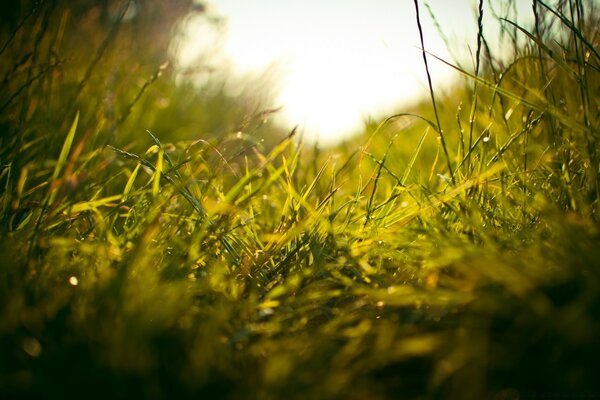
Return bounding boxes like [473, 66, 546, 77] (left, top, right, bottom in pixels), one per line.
[1, 0, 599, 399]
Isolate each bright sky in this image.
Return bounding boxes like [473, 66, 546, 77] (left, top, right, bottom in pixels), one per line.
[178, 0, 532, 145]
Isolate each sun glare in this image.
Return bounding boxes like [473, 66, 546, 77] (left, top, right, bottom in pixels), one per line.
[180, 0, 532, 145]
[275, 32, 427, 145]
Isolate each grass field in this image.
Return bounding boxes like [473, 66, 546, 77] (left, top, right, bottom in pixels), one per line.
[1, 0, 599, 399]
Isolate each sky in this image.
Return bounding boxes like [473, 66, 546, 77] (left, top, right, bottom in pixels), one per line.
[177, 0, 533, 145]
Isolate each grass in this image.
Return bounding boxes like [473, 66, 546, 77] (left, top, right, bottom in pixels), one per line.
[1, 0, 599, 399]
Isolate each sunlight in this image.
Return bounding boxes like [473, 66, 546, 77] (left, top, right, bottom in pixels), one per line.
[4, 0, 599, 396]
[179, 0, 532, 145]
[276, 31, 426, 145]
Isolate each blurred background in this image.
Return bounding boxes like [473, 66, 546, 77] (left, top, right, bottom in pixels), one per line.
[175, 0, 533, 145]
[0, 0, 534, 151]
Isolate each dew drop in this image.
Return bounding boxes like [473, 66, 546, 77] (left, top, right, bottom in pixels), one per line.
[259, 308, 275, 318]
[23, 337, 42, 357]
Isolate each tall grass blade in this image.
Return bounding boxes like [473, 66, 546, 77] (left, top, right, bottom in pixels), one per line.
[413, 0, 455, 184]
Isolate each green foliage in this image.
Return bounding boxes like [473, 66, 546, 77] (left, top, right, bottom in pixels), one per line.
[1, 0, 599, 399]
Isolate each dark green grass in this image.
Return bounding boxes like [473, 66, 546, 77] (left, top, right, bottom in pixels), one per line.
[1, 0, 599, 399]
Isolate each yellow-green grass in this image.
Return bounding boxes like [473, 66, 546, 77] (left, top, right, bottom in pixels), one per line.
[1, 0, 599, 399]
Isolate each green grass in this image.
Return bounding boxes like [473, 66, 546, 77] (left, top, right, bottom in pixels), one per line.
[1, 0, 599, 399]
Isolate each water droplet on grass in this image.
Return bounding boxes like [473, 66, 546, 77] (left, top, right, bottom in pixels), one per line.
[437, 174, 451, 184]
[258, 308, 275, 318]
[23, 337, 42, 357]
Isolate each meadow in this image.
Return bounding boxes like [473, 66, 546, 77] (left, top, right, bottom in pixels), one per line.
[0, 0, 599, 399]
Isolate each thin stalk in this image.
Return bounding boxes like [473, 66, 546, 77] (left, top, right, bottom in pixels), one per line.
[413, 0, 455, 184]
[466, 0, 485, 173]
[0, 0, 41, 57]
[72, 0, 131, 104]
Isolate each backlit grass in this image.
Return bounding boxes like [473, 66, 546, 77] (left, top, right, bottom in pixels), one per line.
[1, 1, 599, 399]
